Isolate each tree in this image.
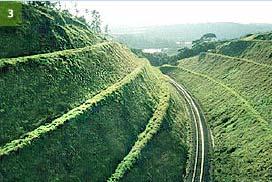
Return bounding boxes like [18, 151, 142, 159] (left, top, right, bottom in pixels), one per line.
[90, 10, 102, 33]
[104, 24, 109, 34]
[85, 9, 89, 15]
[28, 1, 55, 8]
[193, 33, 217, 45]
[170, 33, 219, 64]
[201, 33, 217, 40]
[74, 2, 79, 17]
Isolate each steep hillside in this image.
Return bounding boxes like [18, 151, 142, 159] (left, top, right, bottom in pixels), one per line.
[216, 40, 272, 65]
[1, 58, 190, 181]
[0, 42, 139, 145]
[119, 85, 190, 181]
[0, 62, 160, 181]
[161, 44, 272, 181]
[0, 3, 190, 182]
[188, 53, 272, 123]
[0, 4, 102, 58]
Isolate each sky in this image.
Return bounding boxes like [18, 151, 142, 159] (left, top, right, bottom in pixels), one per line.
[63, 1, 272, 27]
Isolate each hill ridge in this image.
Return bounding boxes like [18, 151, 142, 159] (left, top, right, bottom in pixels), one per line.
[216, 40, 272, 65]
[205, 53, 272, 69]
[0, 41, 111, 68]
[0, 39, 140, 145]
[178, 66, 267, 124]
[178, 53, 272, 122]
[0, 3, 191, 181]
[0, 3, 102, 58]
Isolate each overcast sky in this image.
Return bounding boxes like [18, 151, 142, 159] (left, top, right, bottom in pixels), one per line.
[63, 1, 272, 27]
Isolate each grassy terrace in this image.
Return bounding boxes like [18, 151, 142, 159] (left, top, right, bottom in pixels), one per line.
[107, 76, 191, 182]
[217, 40, 272, 65]
[0, 42, 139, 145]
[0, 62, 146, 157]
[179, 54, 272, 123]
[120, 84, 191, 182]
[0, 62, 168, 181]
[0, 2, 191, 181]
[207, 53, 272, 69]
[160, 65, 272, 181]
[108, 82, 170, 182]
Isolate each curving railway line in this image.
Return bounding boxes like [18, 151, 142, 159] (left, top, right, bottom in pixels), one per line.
[166, 75, 211, 182]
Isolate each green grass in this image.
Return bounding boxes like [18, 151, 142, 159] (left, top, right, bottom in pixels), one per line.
[207, 53, 272, 69]
[161, 65, 272, 181]
[0, 63, 168, 181]
[0, 3, 102, 58]
[252, 32, 272, 41]
[177, 54, 272, 123]
[1, 61, 191, 182]
[108, 82, 170, 182]
[0, 62, 146, 157]
[0, 42, 139, 145]
[217, 40, 272, 65]
[119, 84, 191, 182]
[0, 3, 191, 181]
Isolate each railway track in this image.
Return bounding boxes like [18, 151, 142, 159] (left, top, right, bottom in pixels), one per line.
[166, 75, 210, 182]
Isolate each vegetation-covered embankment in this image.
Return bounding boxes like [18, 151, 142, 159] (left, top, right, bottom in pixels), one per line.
[184, 53, 272, 122]
[160, 53, 272, 181]
[0, 3, 102, 58]
[0, 61, 163, 181]
[119, 84, 191, 182]
[0, 42, 139, 146]
[0, 2, 191, 181]
[108, 81, 170, 182]
[217, 40, 272, 65]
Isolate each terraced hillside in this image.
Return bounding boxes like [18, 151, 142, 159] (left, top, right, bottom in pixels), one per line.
[0, 4, 191, 181]
[161, 36, 272, 181]
[0, 4, 102, 58]
[217, 40, 272, 65]
[116, 85, 191, 182]
[0, 42, 140, 146]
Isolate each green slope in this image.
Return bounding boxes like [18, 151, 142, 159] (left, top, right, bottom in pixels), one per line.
[217, 40, 272, 65]
[119, 84, 190, 182]
[0, 62, 163, 181]
[1, 61, 190, 181]
[108, 81, 170, 182]
[0, 42, 139, 145]
[0, 4, 191, 181]
[248, 31, 272, 41]
[160, 51, 272, 181]
[179, 54, 272, 123]
[0, 3, 102, 58]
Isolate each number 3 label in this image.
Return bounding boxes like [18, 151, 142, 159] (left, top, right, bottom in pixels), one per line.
[8, 9, 13, 18]
[0, 2, 21, 26]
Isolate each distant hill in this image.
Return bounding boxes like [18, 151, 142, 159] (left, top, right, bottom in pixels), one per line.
[111, 22, 272, 49]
